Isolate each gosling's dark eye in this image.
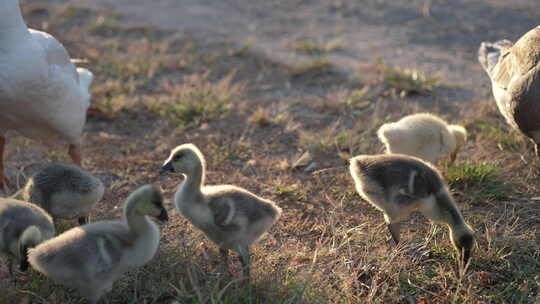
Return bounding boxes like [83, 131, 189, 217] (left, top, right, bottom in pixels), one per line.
[173, 154, 182, 161]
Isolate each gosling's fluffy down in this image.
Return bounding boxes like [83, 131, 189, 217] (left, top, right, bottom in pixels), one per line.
[28, 185, 168, 304]
[0, 198, 55, 274]
[13, 163, 104, 225]
[349, 154, 474, 264]
[160, 143, 282, 279]
[377, 113, 467, 164]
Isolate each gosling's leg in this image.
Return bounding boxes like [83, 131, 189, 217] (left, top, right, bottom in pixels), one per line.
[462, 248, 471, 266]
[388, 223, 401, 245]
[449, 151, 458, 165]
[78, 216, 89, 225]
[7, 258, 13, 277]
[238, 246, 251, 282]
[0, 136, 10, 193]
[7, 258, 18, 286]
[219, 248, 230, 274]
[68, 143, 82, 166]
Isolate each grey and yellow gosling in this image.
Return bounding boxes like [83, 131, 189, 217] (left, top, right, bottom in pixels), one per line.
[377, 113, 467, 164]
[349, 154, 474, 264]
[160, 143, 282, 280]
[28, 185, 168, 304]
[0, 197, 55, 275]
[13, 163, 104, 225]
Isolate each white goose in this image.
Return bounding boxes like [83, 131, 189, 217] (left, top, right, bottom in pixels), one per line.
[0, 0, 94, 190]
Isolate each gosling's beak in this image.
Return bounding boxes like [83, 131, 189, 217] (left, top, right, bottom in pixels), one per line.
[158, 208, 169, 222]
[160, 161, 174, 175]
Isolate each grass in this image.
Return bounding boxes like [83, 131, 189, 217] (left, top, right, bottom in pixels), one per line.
[249, 107, 274, 127]
[149, 72, 245, 128]
[2, 2, 539, 304]
[466, 120, 527, 152]
[445, 161, 512, 202]
[289, 38, 344, 55]
[384, 66, 438, 96]
[288, 57, 335, 78]
[375, 63, 439, 97]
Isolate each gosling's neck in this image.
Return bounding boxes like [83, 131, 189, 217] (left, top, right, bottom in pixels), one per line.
[10, 188, 25, 201]
[124, 202, 153, 235]
[442, 200, 474, 251]
[180, 155, 205, 203]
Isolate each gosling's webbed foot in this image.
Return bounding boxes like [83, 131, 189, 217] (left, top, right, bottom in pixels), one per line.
[388, 223, 401, 246]
[78, 216, 89, 225]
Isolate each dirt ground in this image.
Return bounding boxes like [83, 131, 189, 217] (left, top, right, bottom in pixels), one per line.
[1, 1, 540, 303]
[55, 0, 539, 105]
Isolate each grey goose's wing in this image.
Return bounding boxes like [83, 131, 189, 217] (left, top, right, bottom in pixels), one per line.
[490, 27, 540, 135]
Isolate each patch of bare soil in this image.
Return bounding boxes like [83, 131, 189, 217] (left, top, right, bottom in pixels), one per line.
[53, 0, 539, 105]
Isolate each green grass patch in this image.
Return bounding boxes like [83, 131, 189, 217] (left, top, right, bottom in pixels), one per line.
[445, 161, 511, 202]
[289, 38, 344, 55]
[273, 184, 305, 202]
[288, 57, 335, 78]
[382, 65, 439, 96]
[149, 73, 244, 128]
[466, 120, 526, 151]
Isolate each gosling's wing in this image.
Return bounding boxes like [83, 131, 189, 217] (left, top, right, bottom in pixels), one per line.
[208, 197, 235, 227]
[91, 228, 133, 276]
[353, 155, 442, 201]
[30, 222, 132, 277]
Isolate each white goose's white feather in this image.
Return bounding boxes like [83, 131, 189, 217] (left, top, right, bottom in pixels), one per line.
[0, 0, 92, 145]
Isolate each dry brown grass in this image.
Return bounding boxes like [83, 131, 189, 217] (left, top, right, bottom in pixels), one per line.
[1, 2, 539, 304]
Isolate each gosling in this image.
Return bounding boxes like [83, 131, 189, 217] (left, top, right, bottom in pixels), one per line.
[349, 154, 474, 264]
[377, 113, 467, 164]
[12, 163, 104, 225]
[160, 143, 282, 280]
[0, 198, 55, 275]
[28, 185, 168, 304]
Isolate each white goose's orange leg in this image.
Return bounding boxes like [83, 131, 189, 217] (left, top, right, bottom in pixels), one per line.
[68, 143, 82, 166]
[87, 107, 113, 121]
[0, 136, 9, 193]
